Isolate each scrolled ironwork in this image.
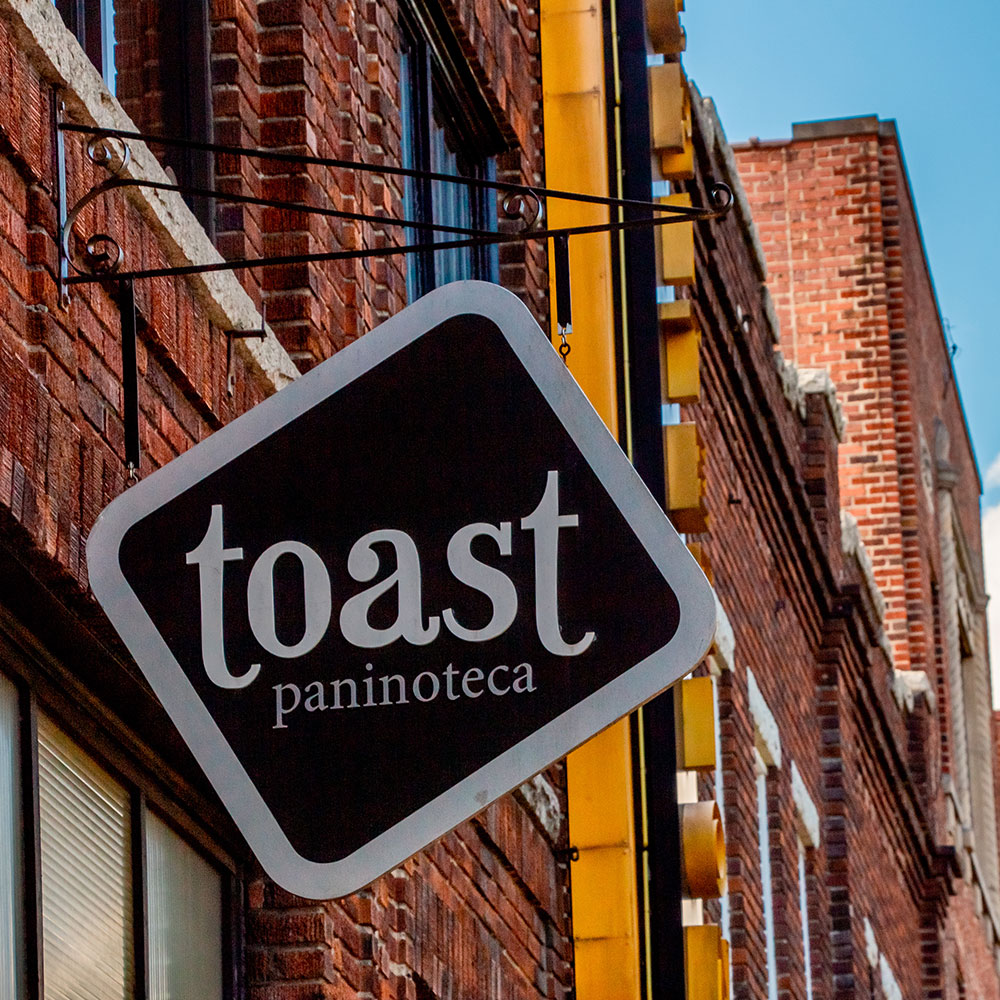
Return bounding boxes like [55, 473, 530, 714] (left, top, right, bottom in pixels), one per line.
[55, 121, 736, 285]
[85, 134, 131, 176]
[500, 188, 542, 230]
[80, 233, 123, 276]
[60, 136, 132, 276]
[62, 176, 131, 276]
[708, 181, 734, 212]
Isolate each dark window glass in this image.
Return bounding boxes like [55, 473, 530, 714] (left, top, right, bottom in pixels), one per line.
[156, 0, 215, 235]
[399, 14, 499, 301]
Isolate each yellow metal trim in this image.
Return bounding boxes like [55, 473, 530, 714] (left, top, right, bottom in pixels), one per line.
[676, 676, 716, 770]
[649, 63, 687, 153]
[567, 721, 642, 1000]
[658, 193, 695, 286]
[646, 0, 685, 54]
[685, 925, 723, 1000]
[661, 326, 701, 405]
[659, 299, 701, 406]
[659, 299, 695, 331]
[680, 801, 726, 898]
[541, 0, 639, 997]
[660, 142, 695, 181]
[540, 0, 618, 436]
[672, 502, 710, 535]
[664, 422, 703, 511]
[686, 540, 713, 584]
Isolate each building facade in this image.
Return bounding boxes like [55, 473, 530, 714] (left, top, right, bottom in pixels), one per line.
[733, 118, 1000, 999]
[0, 3, 996, 1000]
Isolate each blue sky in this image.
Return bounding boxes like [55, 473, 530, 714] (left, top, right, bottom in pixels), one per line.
[678, 1, 1000, 694]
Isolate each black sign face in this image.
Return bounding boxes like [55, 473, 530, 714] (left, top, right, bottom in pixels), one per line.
[88, 282, 715, 898]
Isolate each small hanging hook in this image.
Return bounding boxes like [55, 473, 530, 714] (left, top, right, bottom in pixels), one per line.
[554, 234, 571, 363]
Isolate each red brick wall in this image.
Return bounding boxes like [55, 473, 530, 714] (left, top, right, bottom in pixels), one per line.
[211, 0, 265, 302]
[247, 794, 571, 1000]
[0, 15, 270, 588]
[733, 120, 983, 680]
[0, 5, 569, 1000]
[676, 100, 1000, 1000]
[682, 114, 845, 1000]
[947, 885, 1000, 1000]
[732, 129, 913, 668]
[731, 117, 997, 1000]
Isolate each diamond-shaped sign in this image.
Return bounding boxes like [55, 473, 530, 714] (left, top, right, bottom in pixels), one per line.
[87, 281, 715, 898]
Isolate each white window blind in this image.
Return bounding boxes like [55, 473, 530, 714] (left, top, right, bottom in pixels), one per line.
[0, 674, 24, 1000]
[146, 811, 223, 1000]
[37, 716, 134, 1000]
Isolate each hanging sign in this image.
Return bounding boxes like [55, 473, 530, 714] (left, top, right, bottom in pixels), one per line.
[87, 281, 716, 898]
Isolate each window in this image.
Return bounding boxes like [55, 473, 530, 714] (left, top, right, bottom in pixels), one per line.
[54, 0, 116, 90]
[38, 717, 135, 1000]
[797, 840, 814, 1000]
[0, 675, 24, 1000]
[56, 0, 216, 234]
[790, 761, 819, 1000]
[151, 0, 215, 235]
[146, 813, 224, 1000]
[2, 669, 229, 1000]
[398, 1, 503, 299]
[755, 750, 778, 1000]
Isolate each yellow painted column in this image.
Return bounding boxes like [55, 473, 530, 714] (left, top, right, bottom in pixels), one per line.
[539, 2, 641, 999]
[540, 0, 618, 435]
[565, 720, 642, 1000]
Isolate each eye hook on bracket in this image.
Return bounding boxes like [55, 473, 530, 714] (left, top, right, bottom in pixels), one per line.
[500, 188, 543, 231]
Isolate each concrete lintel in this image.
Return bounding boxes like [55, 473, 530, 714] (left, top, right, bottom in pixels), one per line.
[791, 115, 881, 140]
[0, 0, 299, 395]
[747, 667, 781, 769]
[790, 761, 820, 847]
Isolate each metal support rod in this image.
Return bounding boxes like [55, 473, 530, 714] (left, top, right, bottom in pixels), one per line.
[56, 122, 733, 289]
[54, 98, 70, 306]
[119, 279, 141, 476]
[60, 170, 724, 280]
[58, 121, 707, 218]
[64, 174, 510, 253]
[66, 190, 732, 284]
[554, 234, 572, 333]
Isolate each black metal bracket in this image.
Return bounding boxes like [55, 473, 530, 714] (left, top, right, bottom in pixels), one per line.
[55, 121, 732, 477]
[118, 278, 140, 478]
[56, 122, 732, 290]
[225, 316, 267, 397]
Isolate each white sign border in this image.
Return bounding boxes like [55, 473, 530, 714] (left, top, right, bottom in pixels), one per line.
[87, 281, 716, 898]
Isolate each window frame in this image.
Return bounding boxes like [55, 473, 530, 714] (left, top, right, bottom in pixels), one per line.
[754, 749, 778, 1000]
[154, 0, 216, 236]
[54, 0, 116, 90]
[55, 0, 216, 235]
[397, 0, 507, 299]
[0, 623, 242, 1000]
[796, 837, 815, 1000]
